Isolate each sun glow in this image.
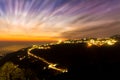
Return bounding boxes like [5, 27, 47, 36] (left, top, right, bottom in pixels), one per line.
[0, 0, 120, 41]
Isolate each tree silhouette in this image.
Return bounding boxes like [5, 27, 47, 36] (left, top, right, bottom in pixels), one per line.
[0, 62, 24, 80]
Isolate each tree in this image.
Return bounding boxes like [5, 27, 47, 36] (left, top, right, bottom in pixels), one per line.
[0, 62, 25, 80]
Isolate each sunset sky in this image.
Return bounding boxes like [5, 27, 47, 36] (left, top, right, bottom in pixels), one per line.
[0, 0, 120, 41]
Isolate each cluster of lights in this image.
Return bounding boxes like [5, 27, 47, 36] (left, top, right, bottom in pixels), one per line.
[32, 45, 51, 50]
[56, 38, 117, 47]
[27, 44, 68, 73]
[57, 40, 63, 44]
[19, 56, 26, 61]
[87, 39, 117, 47]
[24, 38, 117, 73]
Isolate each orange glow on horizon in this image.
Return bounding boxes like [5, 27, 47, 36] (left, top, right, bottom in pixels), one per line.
[0, 34, 66, 42]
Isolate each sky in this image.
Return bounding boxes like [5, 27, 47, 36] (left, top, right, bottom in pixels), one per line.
[0, 0, 120, 41]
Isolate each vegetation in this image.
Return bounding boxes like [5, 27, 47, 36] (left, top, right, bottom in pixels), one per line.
[0, 37, 120, 79]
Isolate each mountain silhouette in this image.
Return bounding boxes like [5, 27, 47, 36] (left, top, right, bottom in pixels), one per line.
[0, 39, 120, 80]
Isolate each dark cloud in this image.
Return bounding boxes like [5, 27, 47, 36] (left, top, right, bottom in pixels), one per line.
[61, 21, 120, 39]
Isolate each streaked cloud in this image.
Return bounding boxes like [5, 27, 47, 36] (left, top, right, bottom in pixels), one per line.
[0, 0, 120, 41]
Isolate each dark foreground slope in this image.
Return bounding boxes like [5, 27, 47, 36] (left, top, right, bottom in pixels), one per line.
[0, 41, 120, 80]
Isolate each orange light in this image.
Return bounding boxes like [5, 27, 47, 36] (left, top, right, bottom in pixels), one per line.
[0, 34, 65, 42]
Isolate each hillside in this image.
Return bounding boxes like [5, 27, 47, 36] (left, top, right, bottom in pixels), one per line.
[0, 38, 120, 80]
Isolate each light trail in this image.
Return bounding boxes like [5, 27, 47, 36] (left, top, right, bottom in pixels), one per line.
[27, 45, 68, 73]
[26, 38, 117, 73]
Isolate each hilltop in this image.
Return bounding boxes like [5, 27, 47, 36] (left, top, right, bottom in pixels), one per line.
[0, 38, 120, 80]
